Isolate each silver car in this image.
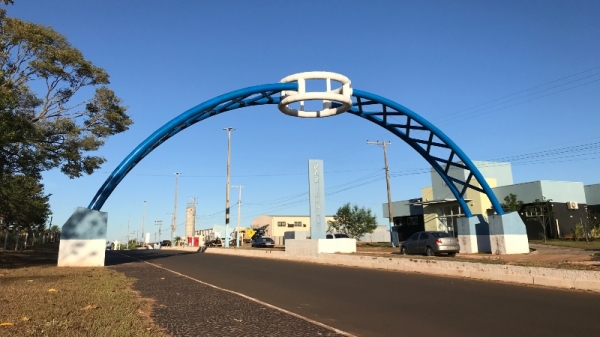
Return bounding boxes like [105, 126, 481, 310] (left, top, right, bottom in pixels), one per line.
[400, 231, 460, 257]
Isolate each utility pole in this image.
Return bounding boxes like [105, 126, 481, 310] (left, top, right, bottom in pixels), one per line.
[367, 140, 395, 247]
[232, 185, 244, 247]
[142, 201, 146, 245]
[155, 220, 163, 243]
[172, 172, 181, 246]
[223, 127, 235, 248]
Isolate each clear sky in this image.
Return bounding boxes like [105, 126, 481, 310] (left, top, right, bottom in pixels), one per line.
[7, 0, 600, 242]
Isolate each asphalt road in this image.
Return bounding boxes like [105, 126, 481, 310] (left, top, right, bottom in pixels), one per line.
[118, 249, 600, 337]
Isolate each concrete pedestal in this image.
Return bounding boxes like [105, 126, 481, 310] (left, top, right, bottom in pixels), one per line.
[489, 212, 530, 255]
[457, 215, 491, 254]
[57, 207, 108, 267]
[285, 238, 356, 257]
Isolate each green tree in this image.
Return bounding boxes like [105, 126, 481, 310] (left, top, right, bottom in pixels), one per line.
[0, 3, 132, 178]
[0, 174, 50, 232]
[327, 203, 378, 239]
[501, 193, 524, 213]
[0, 2, 131, 237]
[525, 197, 553, 243]
[49, 225, 60, 242]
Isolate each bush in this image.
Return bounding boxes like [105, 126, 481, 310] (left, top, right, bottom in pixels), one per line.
[573, 223, 585, 241]
[591, 226, 600, 239]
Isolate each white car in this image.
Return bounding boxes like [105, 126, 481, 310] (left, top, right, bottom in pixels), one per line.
[326, 233, 350, 239]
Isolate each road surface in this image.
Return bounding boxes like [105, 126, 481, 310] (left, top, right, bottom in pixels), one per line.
[112, 249, 600, 337]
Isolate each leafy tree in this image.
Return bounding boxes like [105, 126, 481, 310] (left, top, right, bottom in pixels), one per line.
[501, 193, 524, 213]
[174, 236, 182, 246]
[327, 203, 378, 239]
[0, 174, 50, 231]
[0, 3, 132, 178]
[0, 70, 50, 235]
[525, 197, 553, 243]
[0, 2, 130, 238]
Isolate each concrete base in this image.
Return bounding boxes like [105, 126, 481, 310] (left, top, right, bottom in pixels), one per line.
[57, 207, 108, 267]
[457, 215, 491, 254]
[285, 238, 356, 257]
[489, 212, 530, 254]
[457, 234, 478, 254]
[57, 239, 106, 267]
[283, 231, 309, 245]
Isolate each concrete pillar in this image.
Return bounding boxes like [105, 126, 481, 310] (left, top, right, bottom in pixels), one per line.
[457, 215, 491, 254]
[489, 212, 530, 255]
[57, 207, 108, 267]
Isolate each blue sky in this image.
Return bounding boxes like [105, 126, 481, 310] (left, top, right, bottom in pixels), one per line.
[8, 1, 600, 242]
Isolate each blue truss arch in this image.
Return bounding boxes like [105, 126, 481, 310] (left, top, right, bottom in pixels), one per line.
[88, 83, 297, 210]
[345, 90, 504, 217]
[88, 83, 504, 217]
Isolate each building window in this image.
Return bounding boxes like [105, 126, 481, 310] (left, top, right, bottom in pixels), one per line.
[437, 205, 463, 217]
[287, 223, 294, 228]
[277, 221, 286, 227]
[294, 221, 303, 227]
[408, 216, 419, 226]
[437, 204, 464, 237]
[524, 206, 543, 217]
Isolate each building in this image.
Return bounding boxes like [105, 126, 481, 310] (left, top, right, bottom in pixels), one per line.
[584, 184, 600, 215]
[385, 161, 593, 241]
[493, 181, 587, 239]
[357, 225, 391, 243]
[251, 215, 334, 239]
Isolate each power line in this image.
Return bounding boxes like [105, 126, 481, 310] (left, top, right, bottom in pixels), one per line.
[434, 66, 600, 124]
[440, 77, 600, 126]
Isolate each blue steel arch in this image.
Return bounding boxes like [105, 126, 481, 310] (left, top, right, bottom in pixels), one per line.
[88, 83, 504, 217]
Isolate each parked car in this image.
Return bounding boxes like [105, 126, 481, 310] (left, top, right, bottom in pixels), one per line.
[161, 240, 172, 247]
[251, 237, 275, 248]
[400, 231, 459, 257]
[326, 233, 350, 239]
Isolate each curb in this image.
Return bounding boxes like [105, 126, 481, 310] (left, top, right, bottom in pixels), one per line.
[202, 248, 600, 293]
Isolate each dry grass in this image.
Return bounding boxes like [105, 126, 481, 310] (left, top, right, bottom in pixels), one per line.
[530, 239, 600, 250]
[0, 243, 166, 337]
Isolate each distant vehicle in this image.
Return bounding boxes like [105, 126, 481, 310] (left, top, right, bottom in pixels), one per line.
[251, 237, 275, 248]
[161, 240, 172, 247]
[205, 238, 222, 247]
[400, 231, 459, 257]
[326, 233, 350, 239]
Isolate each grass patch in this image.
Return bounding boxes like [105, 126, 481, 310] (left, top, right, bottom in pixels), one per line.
[530, 239, 600, 250]
[0, 243, 165, 337]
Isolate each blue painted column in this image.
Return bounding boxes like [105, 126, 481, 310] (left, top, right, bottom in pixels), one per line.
[308, 159, 326, 239]
[456, 215, 491, 254]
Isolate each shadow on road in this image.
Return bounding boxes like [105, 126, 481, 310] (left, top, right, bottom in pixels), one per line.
[105, 248, 207, 266]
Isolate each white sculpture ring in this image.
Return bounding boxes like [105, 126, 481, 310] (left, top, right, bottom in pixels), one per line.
[278, 71, 353, 118]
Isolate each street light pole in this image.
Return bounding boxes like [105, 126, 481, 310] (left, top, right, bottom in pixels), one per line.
[142, 201, 146, 245]
[367, 140, 395, 247]
[232, 185, 243, 247]
[223, 127, 235, 248]
[126, 216, 130, 250]
[172, 172, 181, 246]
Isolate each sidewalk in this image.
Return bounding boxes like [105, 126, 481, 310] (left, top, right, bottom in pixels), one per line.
[199, 246, 600, 293]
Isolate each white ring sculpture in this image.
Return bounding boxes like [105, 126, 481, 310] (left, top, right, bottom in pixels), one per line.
[278, 71, 353, 118]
